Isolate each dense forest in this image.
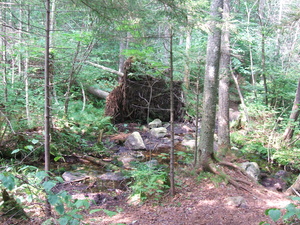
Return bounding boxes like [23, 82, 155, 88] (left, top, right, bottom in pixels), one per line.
[0, 0, 300, 224]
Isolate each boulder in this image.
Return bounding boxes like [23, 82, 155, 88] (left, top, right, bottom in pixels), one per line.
[240, 162, 260, 181]
[124, 131, 146, 150]
[149, 119, 162, 128]
[150, 127, 168, 138]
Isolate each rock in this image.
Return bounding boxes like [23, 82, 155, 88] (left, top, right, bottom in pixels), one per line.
[181, 138, 200, 150]
[62, 171, 88, 182]
[240, 162, 260, 181]
[150, 127, 168, 138]
[149, 119, 162, 128]
[226, 196, 247, 208]
[98, 172, 127, 190]
[124, 131, 146, 150]
[118, 155, 136, 169]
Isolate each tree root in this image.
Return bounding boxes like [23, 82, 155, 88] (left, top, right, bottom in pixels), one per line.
[199, 161, 256, 193]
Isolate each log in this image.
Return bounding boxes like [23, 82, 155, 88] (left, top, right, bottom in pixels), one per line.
[82, 155, 119, 171]
[87, 86, 109, 99]
[86, 61, 124, 77]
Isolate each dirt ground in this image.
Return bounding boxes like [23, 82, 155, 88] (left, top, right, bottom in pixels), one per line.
[80, 171, 293, 225]
[2, 169, 294, 225]
[1, 121, 297, 225]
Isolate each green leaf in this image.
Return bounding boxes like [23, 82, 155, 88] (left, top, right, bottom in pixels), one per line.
[31, 139, 39, 144]
[43, 180, 57, 192]
[58, 216, 70, 225]
[55, 203, 65, 215]
[103, 209, 117, 217]
[74, 199, 90, 209]
[89, 209, 102, 214]
[36, 171, 49, 180]
[25, 145, 34, 151]
[0, 175, 15, 190]
[266, 208, 281, 222]
[48, 194, 60, 205]
[11, 149, 22, 154]
[54, 156, 63, 162]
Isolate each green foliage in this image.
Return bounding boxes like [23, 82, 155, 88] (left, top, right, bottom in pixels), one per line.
[261, 197, 300, 225]
[272, 148, 300, 171]
[0, 165, 90, 225]
[126, 162, 170, 201]
[240, 142, 274, 161]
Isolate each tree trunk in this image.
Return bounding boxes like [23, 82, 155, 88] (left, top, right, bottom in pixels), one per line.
[218, 0, 231, 158]
[87, 86, 109, 99]
[283, 78, 300, 141]
[169, 29, 175, 197]
[197, 0, 223, 171]
[258, 0, 268, 105]
[44, 0, 52, 217]
[184, 27, 192, 89]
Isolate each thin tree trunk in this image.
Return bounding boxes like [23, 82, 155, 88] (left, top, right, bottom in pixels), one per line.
[184, 27, 191, 89]
[283, 78, 300, 141]
[197, 0, 223, 171]
[169, 29, 175, 197]
[258, 0, 268, 105]
[44, 0, 51, 217]
[245, 0, 259, 98]
[218, 0, 231, 158]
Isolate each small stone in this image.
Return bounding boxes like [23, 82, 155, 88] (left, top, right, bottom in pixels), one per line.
[150, 127, 167, 138]
[149, 119, 162, 128]
[124, 132, 146, 150]
[226, 196, 246, 208]
[62, 171, 88, 182]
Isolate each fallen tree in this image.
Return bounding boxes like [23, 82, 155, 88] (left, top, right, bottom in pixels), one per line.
[87, 86, 109, 99]
[105, 58, 185, 123]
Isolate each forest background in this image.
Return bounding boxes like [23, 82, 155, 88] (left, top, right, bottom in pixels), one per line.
[0, 0, 300, 224]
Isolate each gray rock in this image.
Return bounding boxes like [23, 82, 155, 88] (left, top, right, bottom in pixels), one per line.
[150, 127, 168, 138]
[118, 155, 136, 169]
[240, 162, 260, 181]
[149, 119, 162, 128]
[226, 196, 247, 208]
[124, 131, 146, 150]
[98, 172, 127, 190]
[62, 171, 88, 182]
[98, 172, 125, 181]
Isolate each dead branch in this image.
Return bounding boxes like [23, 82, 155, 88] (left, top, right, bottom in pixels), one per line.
[87, 86, 109, 99]
[86, 61, 124, 77]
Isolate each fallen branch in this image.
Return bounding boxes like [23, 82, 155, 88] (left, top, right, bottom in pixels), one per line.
[86, 61, 124, 77]
[87, 86, 109, 99]
[81, 155, 120, 171]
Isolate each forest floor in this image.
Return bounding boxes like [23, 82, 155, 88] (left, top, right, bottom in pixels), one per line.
[4, 169, 293, 225]
[1, 119, 297, 225]
[79, 169, 293, 225]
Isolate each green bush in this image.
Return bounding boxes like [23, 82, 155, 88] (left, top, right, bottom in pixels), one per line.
[126, 162, 170, 201]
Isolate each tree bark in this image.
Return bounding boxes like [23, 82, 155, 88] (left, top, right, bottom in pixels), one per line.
[218, 0, 231, 158]
[283, 78, 300, 141]
[197, 0, 223, 171]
